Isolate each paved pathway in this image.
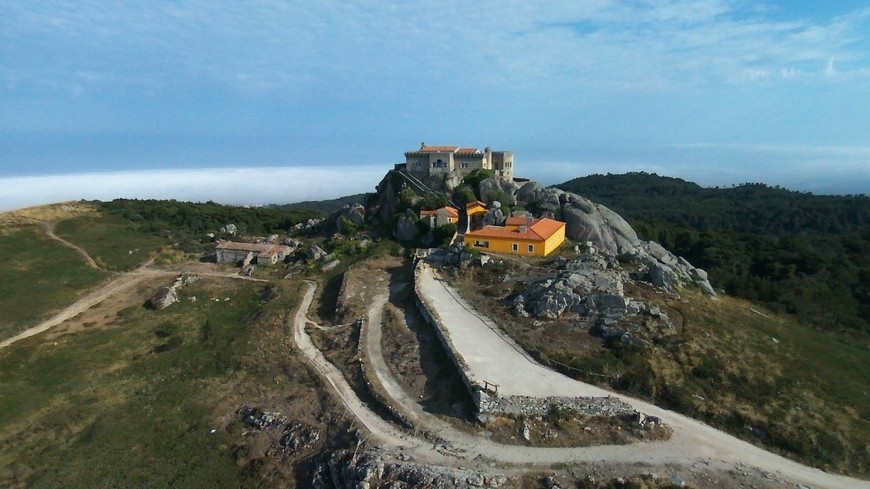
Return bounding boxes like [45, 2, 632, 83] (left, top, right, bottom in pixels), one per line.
[411, 264, 867, 489]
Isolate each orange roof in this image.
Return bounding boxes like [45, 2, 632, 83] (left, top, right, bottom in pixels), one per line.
[505, 216, 535, 226]
[466, 218, 565, 242]
[466, 200, 487, 209]
[420, 145, 459, 153]
[420, 206, 459, 218]
[457, 147, 479, 154]
[529, 218, 566, 239]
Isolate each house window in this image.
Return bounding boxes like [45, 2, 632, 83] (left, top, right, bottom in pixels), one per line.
[527, 244, 535, 253]
[512, 243, 519, 252]
[461, 162, 469, 168]
[474, 240, 489, 248]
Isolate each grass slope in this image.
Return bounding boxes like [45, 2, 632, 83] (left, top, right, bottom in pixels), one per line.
[0, 278, 335, 488]
[455, 264, 870, 477]
[55, 213, 168, 271]
[0, 225, 108, 341]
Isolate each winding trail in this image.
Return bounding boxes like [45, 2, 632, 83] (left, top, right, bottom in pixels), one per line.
[43, 221, 102, 270]
[1, 267, 268, 349]
[293, 277, 868, 489]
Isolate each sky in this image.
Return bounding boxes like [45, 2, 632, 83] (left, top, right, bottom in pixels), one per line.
[1, 1, 869, 211]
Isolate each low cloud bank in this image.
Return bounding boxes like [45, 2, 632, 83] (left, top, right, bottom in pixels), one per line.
[0, 165, 384, 212]
[3, 157, 866, 213]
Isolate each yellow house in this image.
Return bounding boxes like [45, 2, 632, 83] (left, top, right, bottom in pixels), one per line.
[465, 200, 488, 217]
[466, 217, 566, 257]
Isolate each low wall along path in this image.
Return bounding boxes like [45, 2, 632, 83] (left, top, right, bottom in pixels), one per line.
[413, 260, 632, 417]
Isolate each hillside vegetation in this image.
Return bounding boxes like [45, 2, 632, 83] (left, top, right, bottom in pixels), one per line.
[455, 260, 870, 477]
[556, 173, 870, 336]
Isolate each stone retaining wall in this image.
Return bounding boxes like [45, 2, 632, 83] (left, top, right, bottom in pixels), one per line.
[412, 259, 633, 419]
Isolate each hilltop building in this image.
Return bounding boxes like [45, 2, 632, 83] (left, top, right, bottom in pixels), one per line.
[400, 143, 514, 181]
[215, 242, 292, 266]
[466, 216, 566, 257]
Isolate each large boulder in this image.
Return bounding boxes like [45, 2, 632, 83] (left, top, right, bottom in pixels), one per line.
[479, 176, 519, 206]
[148, 286, 178, 310]
[482, 201, 506, 226]
[516, 182, 563, 214]
[422, 171, 464, 192]
[345, 203, 366, 226]
[394, 215, 417, 242]
[561, 198, 640, 256]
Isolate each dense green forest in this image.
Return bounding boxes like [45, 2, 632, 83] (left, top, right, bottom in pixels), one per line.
[97, 199, 325, 252]
[556, 173, 870, 336]
[274, 193, 371, 214]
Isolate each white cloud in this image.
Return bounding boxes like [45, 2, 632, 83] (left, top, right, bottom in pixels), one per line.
[0, 166, 383, 212]
[3, 1, 868, 98]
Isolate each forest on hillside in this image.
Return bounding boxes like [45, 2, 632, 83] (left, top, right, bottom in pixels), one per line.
[556, 173, 870, 336]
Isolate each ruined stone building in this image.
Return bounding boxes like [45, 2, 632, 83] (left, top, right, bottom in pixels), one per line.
[215, 242, 292, 266]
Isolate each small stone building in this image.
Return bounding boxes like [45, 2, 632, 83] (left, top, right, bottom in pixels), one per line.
[215, 242, 292, 266]
[420, 206, 459, 228]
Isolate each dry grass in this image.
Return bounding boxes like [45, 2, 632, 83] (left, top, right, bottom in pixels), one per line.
[0, 202, 97, 234]
[0, 277, 354, 488]
[449, 257, 870, 476]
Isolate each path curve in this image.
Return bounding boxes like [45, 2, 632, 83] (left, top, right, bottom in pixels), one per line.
[43, 221, 102, 270]
[410, 265, 868, 488]
[294, 272, 868, 488]
[1, 267, 268, 349]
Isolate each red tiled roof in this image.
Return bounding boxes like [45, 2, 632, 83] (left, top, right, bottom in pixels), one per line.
[420, 206, 459, 218]
[457, 147, 479, 154]
[420, 145, 459, 153]
[215, 242, 290, 255]
[466, 200, 487, 209]
[466, 218, 565, 242]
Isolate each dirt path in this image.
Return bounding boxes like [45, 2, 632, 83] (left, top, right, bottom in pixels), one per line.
[1, 267, 269, 349]
[291, 282, 436, 460]
[43, 221, 102, 270]
[292, 269, 867, 488]
[0, 268, 173, 349]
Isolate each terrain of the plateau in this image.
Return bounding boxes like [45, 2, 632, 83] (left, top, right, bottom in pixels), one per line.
[0, 170, 867, 489]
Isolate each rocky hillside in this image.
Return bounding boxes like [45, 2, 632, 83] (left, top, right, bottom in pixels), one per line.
[368, 170, 716, 299]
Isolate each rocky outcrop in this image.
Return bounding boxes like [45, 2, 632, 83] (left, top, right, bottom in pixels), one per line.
[311, 449, 507, 489]
[148, 272, 199, 310]
[394, 213, 418, 242]
[479, 176, 519, 206]
[481, 201, 507, 227]
[635, 241, 716, 297]
[512, 254, 627, 320]
[305, 244, 327, 260]
[510, 252, 684, 346]
[148, 286, 178, 310]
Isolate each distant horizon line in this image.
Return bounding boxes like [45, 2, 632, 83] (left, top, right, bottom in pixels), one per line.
[1, 164, 866, 214]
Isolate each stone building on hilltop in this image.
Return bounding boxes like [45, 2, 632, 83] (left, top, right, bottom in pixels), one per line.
[399, 143, 514, 181]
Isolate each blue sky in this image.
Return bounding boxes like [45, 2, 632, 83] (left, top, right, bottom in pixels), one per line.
[1, 1, 869, 210]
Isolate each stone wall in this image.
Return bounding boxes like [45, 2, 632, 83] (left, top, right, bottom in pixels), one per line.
[412, 259, 633, 420]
